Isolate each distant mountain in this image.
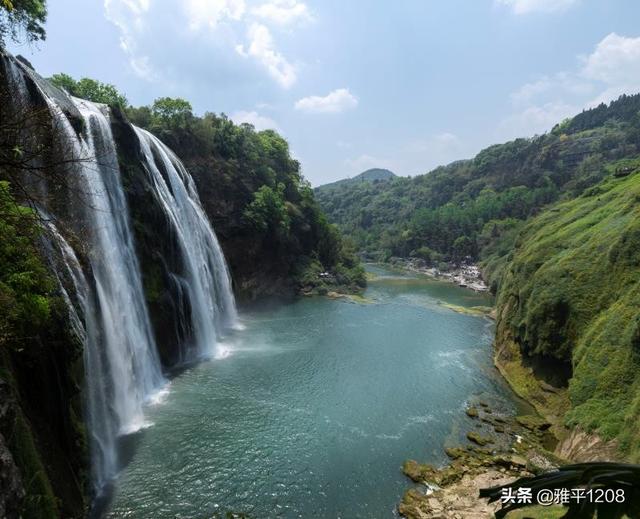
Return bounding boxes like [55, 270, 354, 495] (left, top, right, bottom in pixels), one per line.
[316, 168, 396, 190]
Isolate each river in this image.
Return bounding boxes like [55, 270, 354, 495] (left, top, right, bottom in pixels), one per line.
[104, 265, 517, 518]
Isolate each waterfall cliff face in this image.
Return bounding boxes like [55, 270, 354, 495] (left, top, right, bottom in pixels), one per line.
[59, 98, 166, 492]
[2, 55, 238, 498]
[135, 127, 238, 359]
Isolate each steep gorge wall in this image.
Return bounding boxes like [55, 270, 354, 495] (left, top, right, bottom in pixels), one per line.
[494, 167, 640, 461]
[0, 53, 236, 517]
[0, 52, 90, 519]
[0, 49, 362, 516]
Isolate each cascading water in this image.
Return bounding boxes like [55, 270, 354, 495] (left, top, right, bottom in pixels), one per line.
[4, 54, 239, 496]
[134, 127, 238, 359]
[41, 218, 117, 490]
[3, 57, 164, 491]
[49, 98, 166, 492]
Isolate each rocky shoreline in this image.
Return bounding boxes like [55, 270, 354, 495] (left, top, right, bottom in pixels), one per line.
[398, 330, 622, 518]
[387, 257, 490, 292]
[398, 401, 566, 518]
[395, 269, 570, 518]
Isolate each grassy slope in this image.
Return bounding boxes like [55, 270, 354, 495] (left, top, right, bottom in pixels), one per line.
[496, 162, 640, 460]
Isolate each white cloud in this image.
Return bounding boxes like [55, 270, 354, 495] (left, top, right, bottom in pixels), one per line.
[581, 33, 640, 93]
[230, 110, 280, 131]
[295, 88, 358, 113]
[104, 0, 155, 79]
[251, 0, 312, 25]
[510, 77, 554, 105]
[499, 102, 577, 138]
[105, 0, 301, 88]
[236, 23, 297, 88]
[184, 0, 246, 31]
[495, 0, 579, 15]
[510, 72, 594, 106]
[501, 33, 640, 138]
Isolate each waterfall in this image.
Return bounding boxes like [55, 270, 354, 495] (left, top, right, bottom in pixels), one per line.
[4, 54, 239, 494]
[134, 127, 238, 358]
[40, 218, 118, 491]
[50, 98, 166, 492]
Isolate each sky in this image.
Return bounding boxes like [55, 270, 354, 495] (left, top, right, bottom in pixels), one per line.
[9, 0, 640, 186]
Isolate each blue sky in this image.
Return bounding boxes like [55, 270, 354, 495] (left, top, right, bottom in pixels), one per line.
[9, 0, 640, 185]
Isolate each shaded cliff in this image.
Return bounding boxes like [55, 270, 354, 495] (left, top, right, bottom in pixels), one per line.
[123, 109, 365, 301]
[0, 53, 89, 519]
[0, 188, 88, 518]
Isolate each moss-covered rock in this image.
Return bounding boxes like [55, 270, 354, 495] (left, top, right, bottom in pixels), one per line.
[466, 431, 493, 446]
[0, 180, 88, 518]
[402, 459, 436, 483]
[444, 447, 467, 459]
[516, 415, 552, 432]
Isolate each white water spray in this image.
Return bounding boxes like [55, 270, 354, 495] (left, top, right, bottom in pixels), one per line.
[135, 127, 238, 359]
[5, 55, 239, 494]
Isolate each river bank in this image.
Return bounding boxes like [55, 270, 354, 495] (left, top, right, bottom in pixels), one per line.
[397, 294, 624, 518]
[398, 395, 567, 518]
[385, 257, 490, 292]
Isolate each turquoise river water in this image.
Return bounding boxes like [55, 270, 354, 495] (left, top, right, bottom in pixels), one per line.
[105, 265, 518, 518]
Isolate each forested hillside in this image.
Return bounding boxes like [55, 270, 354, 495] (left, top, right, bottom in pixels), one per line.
[50, 74, 365, 298]
[315, 94, 640, 288]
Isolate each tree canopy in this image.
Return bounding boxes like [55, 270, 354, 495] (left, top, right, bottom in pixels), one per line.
[151, 97, 193, 128]
[49, 73, 128, 107]
[0, 0, 46, 46]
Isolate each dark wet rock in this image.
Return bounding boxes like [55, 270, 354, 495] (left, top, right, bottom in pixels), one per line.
[465, 406, 479, 418]
[0, 381, 24, 519]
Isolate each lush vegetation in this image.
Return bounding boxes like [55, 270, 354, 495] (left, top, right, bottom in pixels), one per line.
[127, 98, 364, 294]
[50, 72, 365, 295]
[317, 95, 640, 458]
[0, 0, 46, 46]
[319, 168, 396, 190]
[0, 181, 53, 347]
[497, 161, 640, 460]
[0, 181, 69, 518]
[49, 73, 128, 107]
[315, 94, 640, 284]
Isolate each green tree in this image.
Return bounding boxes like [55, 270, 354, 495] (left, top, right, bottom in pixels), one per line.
[243, 183, 290, 235]
[0, 0, 46, 46]
[48, 72, 75, 93]
[452, 235, 475, 261]
[49, 74, 128, 107]
[151, 97, 193, 128]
